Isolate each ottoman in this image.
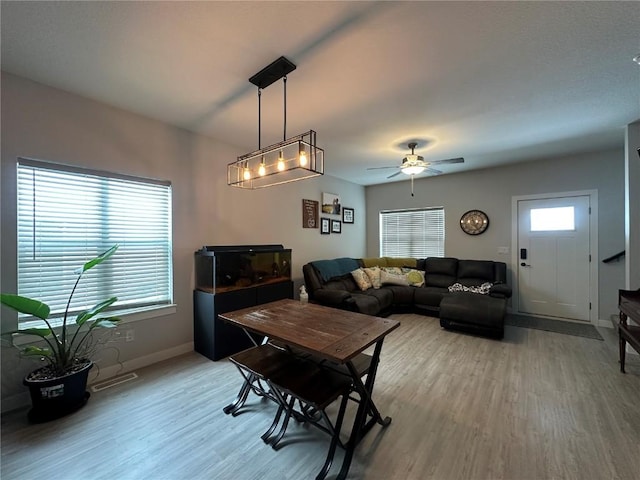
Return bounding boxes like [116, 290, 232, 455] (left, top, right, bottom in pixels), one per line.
[439, 292, 506, 339]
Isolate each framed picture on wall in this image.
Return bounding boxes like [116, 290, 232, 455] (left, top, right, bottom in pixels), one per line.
[320, 217, 331, 235]
[322, 192, 341, 215]
[331, 219, 342, 234]
[343, 207, 354, 224]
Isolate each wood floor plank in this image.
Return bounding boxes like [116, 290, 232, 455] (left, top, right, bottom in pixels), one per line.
[2, 313, 640, 479]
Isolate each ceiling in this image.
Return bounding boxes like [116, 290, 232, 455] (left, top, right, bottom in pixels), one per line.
[2, 1, 639, 186]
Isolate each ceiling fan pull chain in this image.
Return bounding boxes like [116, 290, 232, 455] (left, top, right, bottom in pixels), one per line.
[411, 175, 415, 197]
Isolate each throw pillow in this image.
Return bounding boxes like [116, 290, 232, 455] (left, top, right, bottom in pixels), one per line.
[351, 268, 373, 291]
[380, 269, 409, 286]
[363, 266, 382, 289]
[382, 266, 403, 275]
[402, 268, 425, 287]
[448, 282, 493, 295]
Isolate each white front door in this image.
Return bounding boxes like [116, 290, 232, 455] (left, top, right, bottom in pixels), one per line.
[517, 195, 591, 321]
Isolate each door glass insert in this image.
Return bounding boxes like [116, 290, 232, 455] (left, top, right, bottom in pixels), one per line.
[530, 206, 575, 231]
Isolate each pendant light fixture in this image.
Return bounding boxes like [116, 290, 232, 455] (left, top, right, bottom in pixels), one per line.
[228, 56, 324, 189]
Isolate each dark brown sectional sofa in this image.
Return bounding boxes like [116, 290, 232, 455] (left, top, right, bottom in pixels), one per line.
[302, 256, 512, 338]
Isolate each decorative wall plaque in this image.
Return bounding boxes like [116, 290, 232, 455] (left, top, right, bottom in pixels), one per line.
[302, 199, 319, 228]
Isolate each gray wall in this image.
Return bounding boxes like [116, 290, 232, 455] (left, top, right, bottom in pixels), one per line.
[1, 72, 366, 409]
[365, 149, 626, 322]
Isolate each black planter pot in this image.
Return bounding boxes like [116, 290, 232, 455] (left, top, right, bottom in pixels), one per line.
[23, 361, 93, 423]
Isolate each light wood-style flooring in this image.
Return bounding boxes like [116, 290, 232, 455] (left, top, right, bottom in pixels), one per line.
[2, 314, 640, 480]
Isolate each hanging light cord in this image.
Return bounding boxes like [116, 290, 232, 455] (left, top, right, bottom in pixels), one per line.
[283, 76, 287, 141]
[257, 88, 262, 149]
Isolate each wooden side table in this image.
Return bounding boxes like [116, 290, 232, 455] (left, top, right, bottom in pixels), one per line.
[618, 289, 640, 373]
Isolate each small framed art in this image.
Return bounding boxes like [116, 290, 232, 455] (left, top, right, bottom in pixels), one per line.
[320, 218, 331, 235]
[342, 207, 354, 224]
[331, 219, 342, 234]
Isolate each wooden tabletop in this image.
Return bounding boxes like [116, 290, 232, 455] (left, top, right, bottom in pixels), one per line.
[219, 299, 400, 364]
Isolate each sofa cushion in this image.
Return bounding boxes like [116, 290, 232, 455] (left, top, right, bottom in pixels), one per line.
[424, 257, 458, 288]
[351, 288, 393, 315]
[362, 257, 387, 268]
[384, 285, 415, 305]
[351, 268, 372, 291]
[414, 286, 449, 307]
[440, 292, 506, 329]
[385, 257, 417, 268]
[324, 274, 358, 293]
[457, 260, 496, 286]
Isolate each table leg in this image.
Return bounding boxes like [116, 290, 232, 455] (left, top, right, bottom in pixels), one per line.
[619, 312, 627, 373]
[223, 372, 255, 415]
[336, 339, 391, 480]
[619, 331, 627, 373]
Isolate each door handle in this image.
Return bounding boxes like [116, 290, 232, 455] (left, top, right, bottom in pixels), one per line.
[520, 262, 531, 267]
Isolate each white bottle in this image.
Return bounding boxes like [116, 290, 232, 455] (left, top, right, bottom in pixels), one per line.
[299, 285, 309, 303]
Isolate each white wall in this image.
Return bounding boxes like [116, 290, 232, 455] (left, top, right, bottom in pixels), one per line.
[0, 72, 365, 410]
[365, 150, 626, 322]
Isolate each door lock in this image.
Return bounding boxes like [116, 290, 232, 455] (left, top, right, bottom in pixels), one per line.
[520, 262, 531, 267]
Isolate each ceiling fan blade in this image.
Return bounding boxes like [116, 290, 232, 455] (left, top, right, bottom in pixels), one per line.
[367, 166, 399, 170]
[387, 171, 403, 179]
[425, 167, 443, 175]
[429, 157, 464, 165]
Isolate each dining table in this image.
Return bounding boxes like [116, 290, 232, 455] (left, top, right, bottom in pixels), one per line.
[219, 298, 400, 480]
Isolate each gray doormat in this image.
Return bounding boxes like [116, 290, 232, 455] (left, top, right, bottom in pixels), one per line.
[505, 314, 604, 341]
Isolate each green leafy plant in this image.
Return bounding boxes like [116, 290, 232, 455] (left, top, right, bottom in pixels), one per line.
[1, 245, 121, 378]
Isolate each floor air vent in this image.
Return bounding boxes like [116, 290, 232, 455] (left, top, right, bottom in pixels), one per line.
[91, 372, 138, 392]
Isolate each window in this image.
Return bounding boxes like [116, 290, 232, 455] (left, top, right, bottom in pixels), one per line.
[530, 206, 575, 231]
[380, 207, 445, 258]
[17, 158, 173, 325]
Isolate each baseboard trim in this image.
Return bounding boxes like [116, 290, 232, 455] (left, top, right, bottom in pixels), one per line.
[1, 342, 194, 414]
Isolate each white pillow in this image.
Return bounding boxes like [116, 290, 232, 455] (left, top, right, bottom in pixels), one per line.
[351, 268, 373, 291]
[363, 266, 382, 289]
[380, 269, 409, 286]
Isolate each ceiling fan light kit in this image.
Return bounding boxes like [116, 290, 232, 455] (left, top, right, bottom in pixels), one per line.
[228, 56, 324, 189]
[367, 142, 465, 196]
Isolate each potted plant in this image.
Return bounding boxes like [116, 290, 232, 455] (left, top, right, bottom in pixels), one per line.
[1, 245, 121, 422]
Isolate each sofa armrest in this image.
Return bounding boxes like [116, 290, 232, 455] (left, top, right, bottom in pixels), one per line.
[314, 289, 356, 310]
[489, 283, 512, 299]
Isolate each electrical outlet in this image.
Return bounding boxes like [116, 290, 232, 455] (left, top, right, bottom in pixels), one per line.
[125, 329, 135, 342]
[497, 246, 509, 254]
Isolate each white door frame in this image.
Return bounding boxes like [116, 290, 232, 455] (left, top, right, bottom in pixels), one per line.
[511, 190, 599, 325]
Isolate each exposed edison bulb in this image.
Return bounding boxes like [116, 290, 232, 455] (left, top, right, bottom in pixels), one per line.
[243, 167, 251, 180]
[258, 160, 266, 176]
[277, 152, 285, 171]
[299, 150, 307, 167]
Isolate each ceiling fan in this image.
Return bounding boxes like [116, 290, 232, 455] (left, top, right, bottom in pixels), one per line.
[367, 142, 465, 196]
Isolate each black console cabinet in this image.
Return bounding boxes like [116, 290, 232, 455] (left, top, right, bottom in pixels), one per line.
[193, 245, 293, 361]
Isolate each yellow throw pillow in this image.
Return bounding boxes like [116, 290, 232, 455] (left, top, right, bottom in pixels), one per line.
[363, 266, 382, 289]
[351, 268, 373, 291]
[403, 268, 425, 287]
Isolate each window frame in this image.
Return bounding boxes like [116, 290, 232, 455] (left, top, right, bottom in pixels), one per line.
[379, 206, 445, 258]
[14, 157, 175, 330]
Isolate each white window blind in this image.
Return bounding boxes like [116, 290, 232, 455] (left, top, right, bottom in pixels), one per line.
[17, 158, 173, 324]
[380, 207, 445, 258]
